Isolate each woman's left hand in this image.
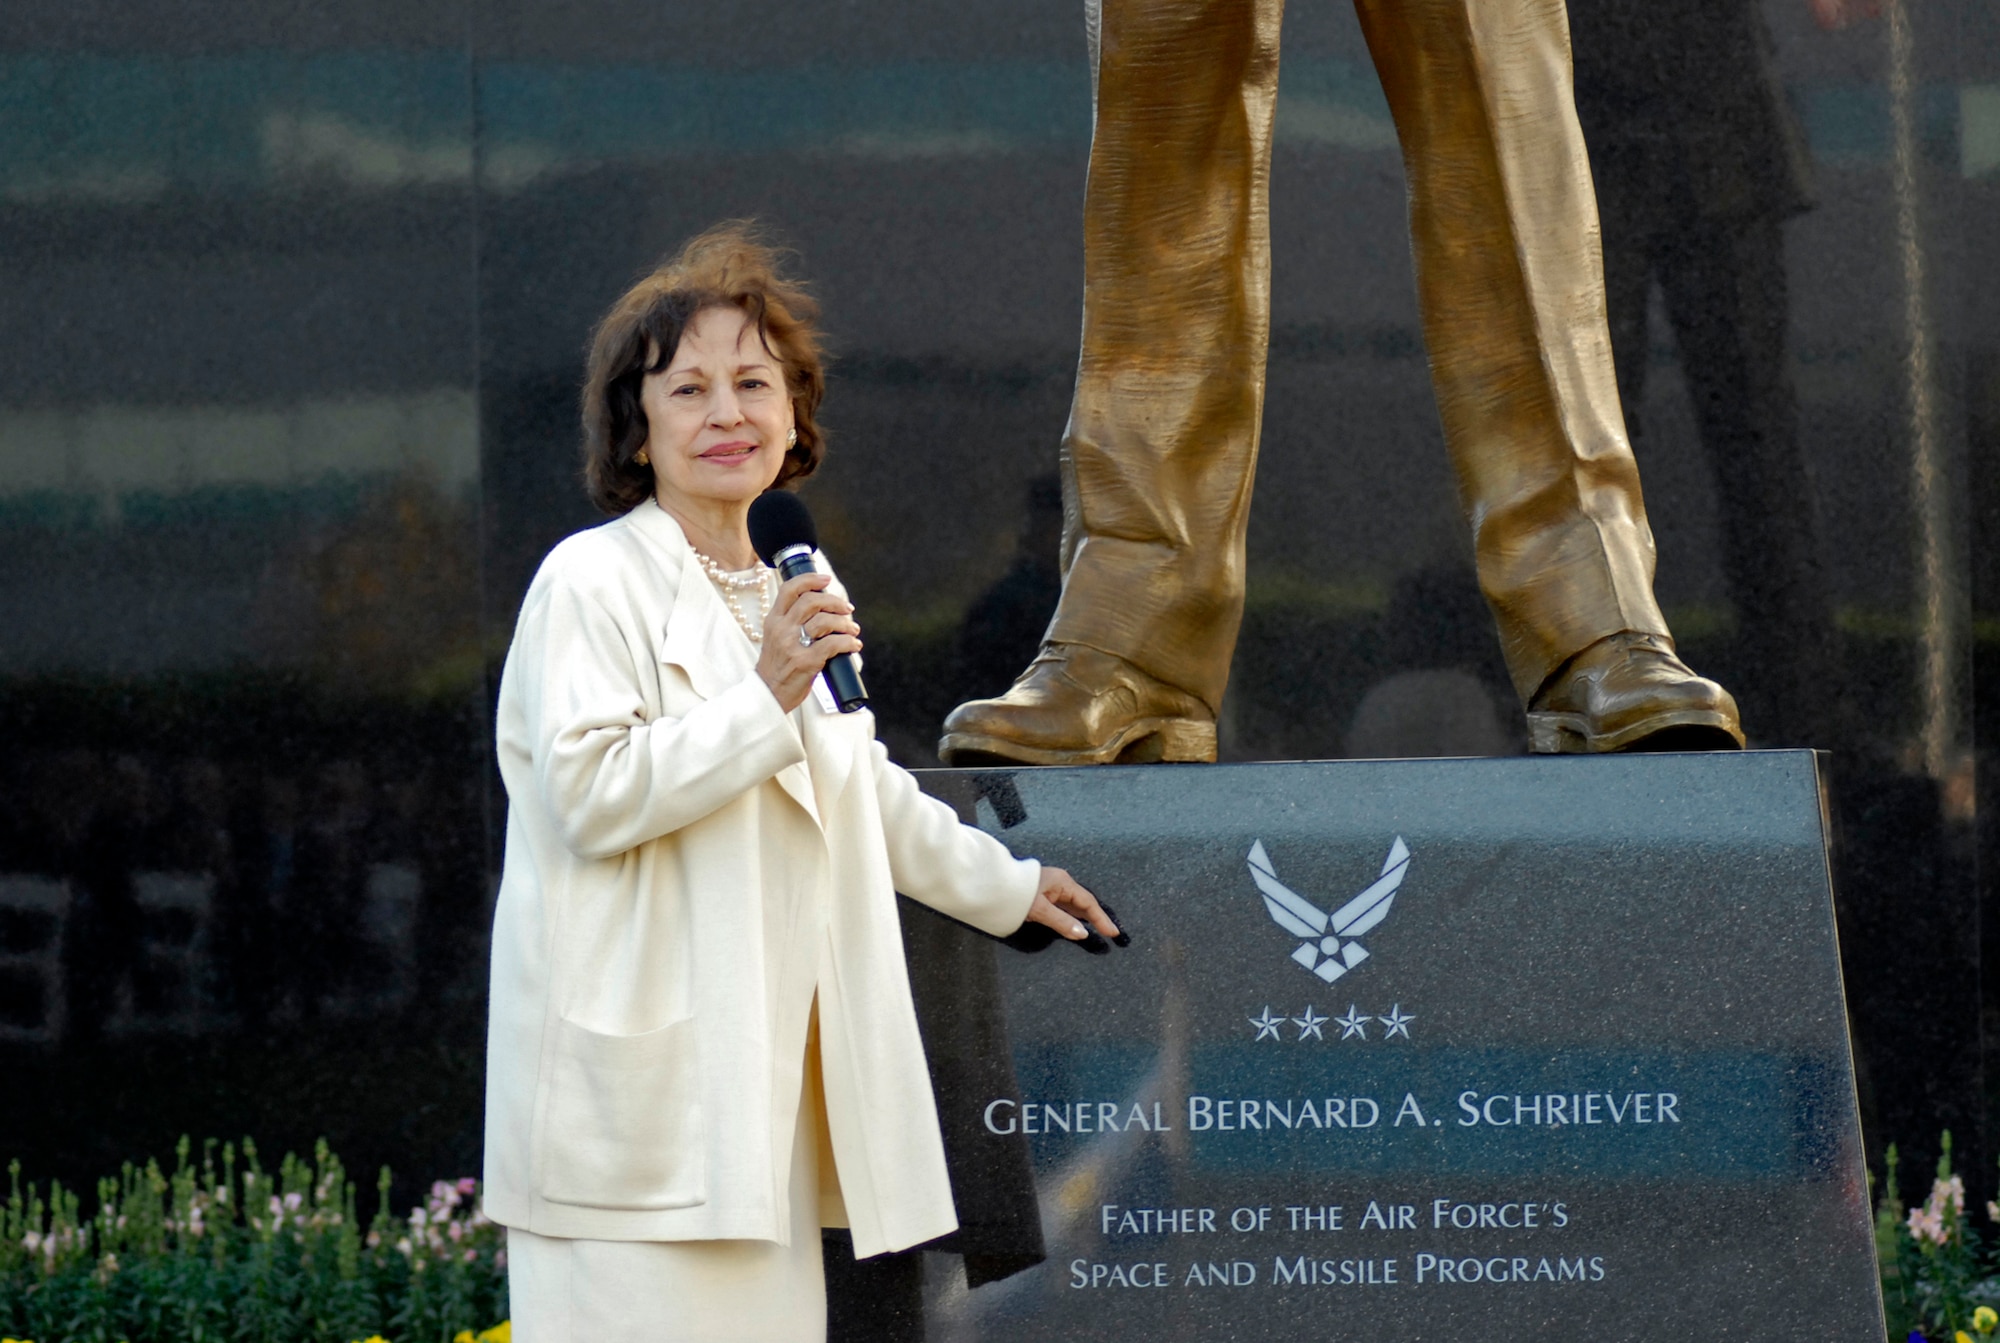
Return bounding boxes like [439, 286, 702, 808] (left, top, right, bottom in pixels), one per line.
[1025, 866, 1122, 943]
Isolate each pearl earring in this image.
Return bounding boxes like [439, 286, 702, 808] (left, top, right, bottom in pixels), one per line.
[787, 428, 798, 448]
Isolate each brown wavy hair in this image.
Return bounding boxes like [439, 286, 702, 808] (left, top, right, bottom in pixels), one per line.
[581, 222, 826, 516]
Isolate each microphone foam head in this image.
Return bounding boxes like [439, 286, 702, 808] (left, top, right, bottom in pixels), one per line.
[747, 490, 818, 566]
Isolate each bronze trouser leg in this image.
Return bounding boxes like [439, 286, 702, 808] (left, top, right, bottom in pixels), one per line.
[1354, 0, 1668, 702]
[1046, 0, 1285, 715]
[1051, 0, 1666, 712]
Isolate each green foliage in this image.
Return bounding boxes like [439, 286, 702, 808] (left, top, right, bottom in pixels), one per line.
[0, 1138, 506, 1343]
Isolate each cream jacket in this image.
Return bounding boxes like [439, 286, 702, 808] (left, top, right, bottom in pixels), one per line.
[482, 499, 1039, 1258]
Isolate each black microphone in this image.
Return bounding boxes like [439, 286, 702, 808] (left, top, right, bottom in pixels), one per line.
[748, 491, 869, 713]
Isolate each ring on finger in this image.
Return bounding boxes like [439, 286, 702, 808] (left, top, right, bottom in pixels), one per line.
[798, 625, 814, 647]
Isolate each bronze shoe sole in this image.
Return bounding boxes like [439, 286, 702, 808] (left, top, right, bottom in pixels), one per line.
[939, 715, 1217, 767]
[1526, 706, 1746, 755]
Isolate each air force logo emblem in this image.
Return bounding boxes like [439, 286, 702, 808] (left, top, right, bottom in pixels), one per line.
[1248, 838, 1410, 983]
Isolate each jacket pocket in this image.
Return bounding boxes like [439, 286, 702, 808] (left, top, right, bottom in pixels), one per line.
[540, 1014, 707, 1210]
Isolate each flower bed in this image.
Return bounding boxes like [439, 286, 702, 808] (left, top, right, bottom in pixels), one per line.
[1, 1138, 507, 1343]
[14, 1128, 1996, 1341]
[1877, 1132, 2000, 1343]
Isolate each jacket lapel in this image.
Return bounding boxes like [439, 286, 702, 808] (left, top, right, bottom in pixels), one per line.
[637, 501, 822, 825]
[658, 533, 746, 702]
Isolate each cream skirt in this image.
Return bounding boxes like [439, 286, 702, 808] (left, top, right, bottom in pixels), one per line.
[507, 1014, 837, 1343]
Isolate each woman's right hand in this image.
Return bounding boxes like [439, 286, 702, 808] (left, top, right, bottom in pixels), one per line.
[757, 572, 863, 713]
[1025, 866, 1123, 943]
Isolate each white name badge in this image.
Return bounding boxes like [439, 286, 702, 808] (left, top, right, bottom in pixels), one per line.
[811, 676, 839, 714]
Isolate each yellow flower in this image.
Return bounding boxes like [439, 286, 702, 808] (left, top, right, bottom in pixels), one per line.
[1978, 1306, 2000, 1332]
[1959, 1331, 1976, 1343]
[478, 1325, 512, 1343]
[454, 1334, 475, 1343]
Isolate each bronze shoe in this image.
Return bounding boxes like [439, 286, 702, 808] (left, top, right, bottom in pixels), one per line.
[1526, 632, 1745, 754]
[939, 643, 1218, 766]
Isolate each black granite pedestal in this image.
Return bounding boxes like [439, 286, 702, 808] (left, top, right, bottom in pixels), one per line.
[904, 751, 1882, 1341]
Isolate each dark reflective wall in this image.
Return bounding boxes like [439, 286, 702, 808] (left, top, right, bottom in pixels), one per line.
[1, 0, 1996, 1232]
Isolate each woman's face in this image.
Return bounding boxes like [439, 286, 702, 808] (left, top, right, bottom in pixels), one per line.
[640, 304, 794, 516]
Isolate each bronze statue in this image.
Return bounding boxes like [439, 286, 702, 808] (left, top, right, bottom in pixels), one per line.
[940, 0, 1744, 767]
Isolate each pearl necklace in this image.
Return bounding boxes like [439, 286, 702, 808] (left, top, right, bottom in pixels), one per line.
[692, 548, 773, 643]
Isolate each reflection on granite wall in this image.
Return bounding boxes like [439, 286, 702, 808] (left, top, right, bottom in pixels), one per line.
[0, 0, 1995, 1250]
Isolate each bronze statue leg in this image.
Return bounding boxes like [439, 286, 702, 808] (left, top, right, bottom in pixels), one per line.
[1354, 0, 1741, 750]
[1354, 0, 1662, 702]
[1046, 0, 1284, 712]
[939, 0, 1280, 766]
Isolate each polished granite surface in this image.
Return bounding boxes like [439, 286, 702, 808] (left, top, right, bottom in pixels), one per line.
[907, 752, 1878, 1338]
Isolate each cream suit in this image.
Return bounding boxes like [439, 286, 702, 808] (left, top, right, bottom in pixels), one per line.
[483, 498, 1039, 1266]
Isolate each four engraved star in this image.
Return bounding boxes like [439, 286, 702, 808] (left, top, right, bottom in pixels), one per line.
[1246, 1005, 1418, 1041]
[1249, 1007, 1286, 1041]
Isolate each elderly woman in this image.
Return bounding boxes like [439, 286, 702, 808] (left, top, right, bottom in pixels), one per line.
[481, 224, 1118, 1342]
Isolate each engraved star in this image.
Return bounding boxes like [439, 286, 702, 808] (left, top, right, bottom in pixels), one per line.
[1377, 1005, 1416, 1040]
[1292, 1006, 1329, 1041]
[1249, 1007, 1285, 1042]
[1334, 1005, 1370, 1041]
